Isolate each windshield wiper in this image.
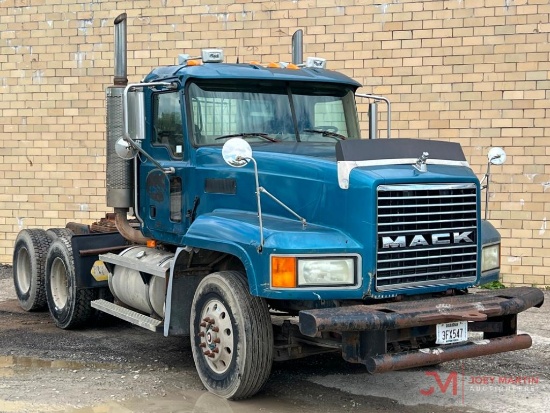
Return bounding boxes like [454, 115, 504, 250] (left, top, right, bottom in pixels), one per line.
[303, 129, 347, 141]
[215, 133, 280, 142]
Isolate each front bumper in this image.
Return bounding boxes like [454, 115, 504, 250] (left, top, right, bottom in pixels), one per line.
[298, 287, 544, 373]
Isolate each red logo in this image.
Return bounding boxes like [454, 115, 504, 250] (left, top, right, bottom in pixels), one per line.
[420, 371, 459, 396]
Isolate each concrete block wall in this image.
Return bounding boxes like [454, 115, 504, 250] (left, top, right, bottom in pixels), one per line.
[0, 0, 548, 287]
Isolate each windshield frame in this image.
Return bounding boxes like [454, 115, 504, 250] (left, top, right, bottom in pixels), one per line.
[185, 79, 361, 147]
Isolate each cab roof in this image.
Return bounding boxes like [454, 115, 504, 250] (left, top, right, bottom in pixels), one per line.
[143, 62, 362, 89]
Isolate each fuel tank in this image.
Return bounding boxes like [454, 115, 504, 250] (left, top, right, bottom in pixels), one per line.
[108, 246, 173, 318]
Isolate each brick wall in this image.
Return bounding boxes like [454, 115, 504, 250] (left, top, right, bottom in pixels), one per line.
[0, 0, 548, 287]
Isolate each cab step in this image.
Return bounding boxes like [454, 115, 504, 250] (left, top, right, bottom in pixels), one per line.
[91, 299, 163, 332]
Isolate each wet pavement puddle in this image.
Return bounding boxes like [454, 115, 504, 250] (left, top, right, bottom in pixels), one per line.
[0, 355, 115, 373]
[61, 390, 304, 413]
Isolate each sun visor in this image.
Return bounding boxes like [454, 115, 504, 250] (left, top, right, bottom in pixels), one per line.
[335, 139, 470, 189]
[336, 138, 466, 162]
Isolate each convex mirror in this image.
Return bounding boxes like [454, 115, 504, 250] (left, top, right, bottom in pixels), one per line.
[115, 137, 138, 160]
[222, 138, 252, 167]
[488, 147, 506, 165]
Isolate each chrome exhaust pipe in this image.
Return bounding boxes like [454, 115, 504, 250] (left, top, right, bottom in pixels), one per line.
[292, 29, 303, 65]
[113, 13, 127, 86]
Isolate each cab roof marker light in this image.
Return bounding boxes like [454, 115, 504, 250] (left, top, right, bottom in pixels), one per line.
[178, 54, 190, 65]
[178, 54, 201, 66]
[267, 62, 280, 68]
[280, 62, 300, 70]
[305, 57, 327, 69]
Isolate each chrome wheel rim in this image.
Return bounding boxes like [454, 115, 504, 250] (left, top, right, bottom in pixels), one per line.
[50, 257, 69, 309]
[198, 299, 234, 374]
[16, 247, 32, 293]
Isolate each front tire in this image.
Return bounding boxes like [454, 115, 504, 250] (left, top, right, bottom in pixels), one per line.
[12, 229, 51, 311]
[190, 271, 273, 399]
[45, 235, 94, 329]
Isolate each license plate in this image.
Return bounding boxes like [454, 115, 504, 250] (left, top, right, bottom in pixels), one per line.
[436, 321, 468, 345]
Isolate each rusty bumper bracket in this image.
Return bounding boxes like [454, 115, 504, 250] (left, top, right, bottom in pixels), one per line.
[299, 287, 544, 337]
[366, 334, 532, 374]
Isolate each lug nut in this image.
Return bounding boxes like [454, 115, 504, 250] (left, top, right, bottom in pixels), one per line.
[207, 353, 215, 358]
[203, 317, 211, 323]
[213, 338, 221, 344]
[198, 332, 205, 337]
[203, 350, 211, 356]
[199, 343, 206, 348]
[200, 322, 207, 327]
[212, 348, 219, 353]
[212, 327, 220, 332]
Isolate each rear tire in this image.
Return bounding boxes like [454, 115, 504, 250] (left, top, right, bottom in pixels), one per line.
[46, 228, 74, 240]
[45, 235, 94, 329]
[190, 271, 273, 399]
[12, 229, 51, 311]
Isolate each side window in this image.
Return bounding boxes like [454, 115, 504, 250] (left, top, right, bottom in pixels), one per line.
[153, 92, 183, 157]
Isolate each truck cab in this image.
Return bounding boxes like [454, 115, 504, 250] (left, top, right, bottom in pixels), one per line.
[136, 61, 362, 248]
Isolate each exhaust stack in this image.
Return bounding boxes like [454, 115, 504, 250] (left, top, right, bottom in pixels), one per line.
[113, 13, 128, 86]
[106, 13, 132, 209]
[106, 13, 149, 244]
[292, 29, 303, 65]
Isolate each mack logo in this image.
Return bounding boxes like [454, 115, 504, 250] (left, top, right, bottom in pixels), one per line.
[381, 232, 474, 249]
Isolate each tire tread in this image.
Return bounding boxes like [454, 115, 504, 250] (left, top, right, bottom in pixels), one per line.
[191, 270, 273, 400]
[45, 235, 94, 329]
[13, 229, 52, 311]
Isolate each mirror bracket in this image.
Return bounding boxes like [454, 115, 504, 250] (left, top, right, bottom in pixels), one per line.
[222, 138, 307, 253]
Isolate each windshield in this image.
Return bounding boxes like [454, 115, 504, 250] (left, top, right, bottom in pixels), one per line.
[188, 81, 360, 145]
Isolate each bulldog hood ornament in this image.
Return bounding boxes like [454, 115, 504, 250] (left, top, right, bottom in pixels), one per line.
[413, 151, 429, 173]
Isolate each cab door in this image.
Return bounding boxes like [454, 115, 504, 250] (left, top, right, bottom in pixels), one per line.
[139, 89, 188, 243]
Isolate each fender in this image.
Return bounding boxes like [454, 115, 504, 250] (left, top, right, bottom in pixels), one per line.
[182, 209, 364, 298]
[182, 210, 265, 295]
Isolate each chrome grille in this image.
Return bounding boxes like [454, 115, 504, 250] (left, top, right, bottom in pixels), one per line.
[376, 183, 478, 291]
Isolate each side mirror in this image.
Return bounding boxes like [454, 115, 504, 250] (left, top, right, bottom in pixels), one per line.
[482, 147, 507, 221]
[115, 137, 138, 160]
[222, 138, 252, 167]
[488, 147, 506, 165]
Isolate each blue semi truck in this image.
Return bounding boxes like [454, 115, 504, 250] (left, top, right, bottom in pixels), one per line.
[12, 14, 544, 399]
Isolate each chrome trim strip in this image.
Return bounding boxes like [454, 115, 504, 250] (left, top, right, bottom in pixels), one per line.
[378, 217, 477, 226]
[378, 244, 476, 255]
[378, 251, 476, 263]
[376, 276, 477, 291]
[377, 267, 477, 281]
[377, 260, 477, 273]
[379, 183, 476, 191]
[378, 225, 476, 235]
[338, 160, 471, 189]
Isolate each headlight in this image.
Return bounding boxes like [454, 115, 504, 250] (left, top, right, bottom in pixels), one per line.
[271, 256, 356, 288]
[481, 243, 500, 272]
[298, 258, 355, 286]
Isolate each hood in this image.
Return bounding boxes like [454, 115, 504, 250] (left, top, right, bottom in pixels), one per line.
[195, 139, 479, 231]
